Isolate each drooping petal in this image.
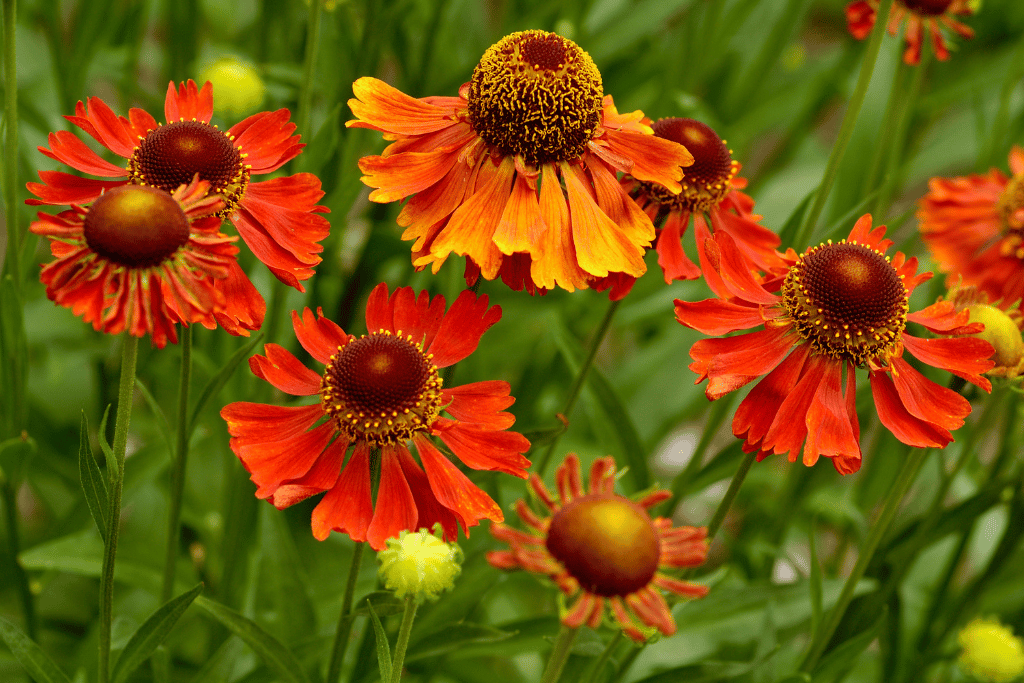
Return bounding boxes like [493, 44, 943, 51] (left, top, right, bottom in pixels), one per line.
[346, 77, 461, 136]
[414, 434, 503, 531]
[221, 402, 324, 446]
[39, 130, 128, 177]
[733, 343, 811, 451]
[249, 344, 323, 396]
[435, 419, 531, 477]
[674, 298, 766, 336]
[366, 445, 419, 550]
[869, 370, 953, 448]
[901, 334, 993, 390]
[394, 443, 461, 542]
[889, 356, 971, 431]
[292, 307, 351, 365]
[267, 434, 349, 508]
[26, 171, 122, 206]
[441, 381, 516, 430]
[311, 443, 373, 542]
[427, 290, 502, 368]
[802, 357, 861, 469]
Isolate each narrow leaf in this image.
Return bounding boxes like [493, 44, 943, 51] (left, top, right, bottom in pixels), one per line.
[296, 105, 342, 175]
[97, 405, 117, 478]
[194, 596, 310, 683]
[809, 519, 823, 639]
[134, 378, 174, 454]
[367, 599, 392, 683]
[111, 583, 204, 683]
[78, 412, 108, 541]
[0, 616, 73, 683]
[188, 334, 263, 434]
[813, 607, 888, 683]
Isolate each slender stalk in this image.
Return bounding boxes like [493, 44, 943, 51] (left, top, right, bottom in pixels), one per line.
[797, 443, 930, 675]
[98, 335, 140, 683]
[536, 299, 621, 477]
[388, 596, 419, 683]
[668, 393, 738, 510]
[862, 49, 908, 196]
[795, 0, 894, 246]
[539, 624, 579, 683]
[160, 327, 193, 603]
[326, 541, 367, 683]
[296, 0, 323, 141]
[3, 0, 20, 288]
[873, 48, 929, 218]
[582, 631, 622, 683]
[1, 474, 36, 638]
[705, 449, 757, 542]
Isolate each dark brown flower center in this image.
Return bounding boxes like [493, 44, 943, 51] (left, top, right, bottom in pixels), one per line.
[642, 118, 738, 213]
[902, 0, 954, 15]
[467, 30, 603, 165]
[83, 185, 190, 268]
[545, 494, 660, 597]
[782, 241, 908, 365]
[127, 120, 249, 218]
[322, 331, 443, 446]
[997, 173, 1024, 261]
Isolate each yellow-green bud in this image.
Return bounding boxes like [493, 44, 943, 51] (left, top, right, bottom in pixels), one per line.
[967, 304, 1024, 374]
[958, 617, 1024, 682]
[378, 525, 463, 602]
[199, 57, 266, 117]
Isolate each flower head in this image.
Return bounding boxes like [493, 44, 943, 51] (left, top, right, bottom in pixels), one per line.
[378, 525, 463, 602]
[220, 283, 531, 550]
[346, 30, 694, 295]
[622, 117, 782, 284]
[488, 454, 708, 642]
[845, 0, 975, 64]
[941, 285, 1024, 379]
[29, 178, 252, 347]
[958, 617, 1024, 682]
[919, 147, 1024, 310]
[674, 214, 995, 474]
[28, 79, 332, 329]
[199, 57, 266, 117]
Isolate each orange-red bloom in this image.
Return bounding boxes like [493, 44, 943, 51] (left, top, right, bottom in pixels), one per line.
[220, 283, 531, 550]
[488, 454, 708, 642]
[674, 215, 994, 474]
[28, 79, 331, 327]
[919, 147, 1024, 310]
[29, 178, 249, 348]
[347, 30, 694, 295]
[846, 0, 974, 64]
[622, 117, 783, 285]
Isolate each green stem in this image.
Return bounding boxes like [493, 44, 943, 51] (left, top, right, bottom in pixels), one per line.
[797, 443, 929, 675]
[296, 0, 323, 141]
[536, 299, 621, 477]
[389, 595, 419, 683]
[582, 631, 622, 683]
[795, 0, 894, 246]
[3, 0, 20, 289]
[326, 541, 367, 683]
[1, 475, 36, 639]
[862, 48, 908, 196]
[539, 624, 578, 683]
[873, 47, 929, 218]
[98, 335, 140, 683]
[668, 393, 738, 510]
[705, 449, 757, 542]
[160, 327, 192, 604]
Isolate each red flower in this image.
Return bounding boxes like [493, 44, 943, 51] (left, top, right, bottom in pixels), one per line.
[919, 147, 1024, 310]
[27, 79, 331, 328]
[488, 454, 708, 642]
[845, 0, 974, 65]
[220, 284, 531, 550]
[674, 214, 994, 474]
[347, 30, 693, 295]
[29, 178, 250, 348]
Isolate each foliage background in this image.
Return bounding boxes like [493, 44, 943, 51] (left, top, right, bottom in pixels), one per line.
[3, 0, 1024, 682]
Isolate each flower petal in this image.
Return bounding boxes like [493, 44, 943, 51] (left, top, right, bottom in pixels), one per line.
[435, 418, 530, 478]
[366, 445, 419, 550]
[442, 380, 516, 430]
[292, 307, 351, 366]
[311, 442, 373, 542]
[902, 333, 993, 390]
[249, 344, 322, 396]
[869, 370, 953, 448]
[414, 434, 503, 532]
[426, 289, 501, 368]
[221, 402, 324, 446]
[889, 356, 971, 431]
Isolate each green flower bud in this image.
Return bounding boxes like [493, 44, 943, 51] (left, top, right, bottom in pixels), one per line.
[959, 617, 1024, 682]
[378, 525, 463, 602]
[199, 57, 266, 117]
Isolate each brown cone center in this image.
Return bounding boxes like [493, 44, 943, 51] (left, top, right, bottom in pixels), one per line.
[322, 332, 443, 445]
[130, 121, 245, 205]
[783, 242, 908, 365]
[545, 494, 660, 597]
[642, 118, 737, 213]
[902, 0, 954, 15]
[468, 30, 603, 165]
[83, 185, 190, 268]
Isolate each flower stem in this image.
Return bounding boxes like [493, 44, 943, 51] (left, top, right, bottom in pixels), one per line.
[797, 443, 930, 676]
[98, 335, 140, 683]
[582, 631, 622, 683]
[326, 541, 367, 683]
[3, 0, 20, 290]
[388, 595, 419, 683]
[536, 299, 621, 477]
[296, 0, 323, 141]
[1, 471, 36, 639]
[540, 624, 579, 683]
[705, 448, 757, 542]
[160, 326, 192, 604]
[795, 0, 894, 246]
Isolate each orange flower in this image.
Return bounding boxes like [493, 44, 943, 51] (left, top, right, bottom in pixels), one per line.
[220, 284, 531, 550]
[919, 147, 1024, 310]
[29, 179, 252, 348]
[27, 79, 331, 327]
[845, 0, 974, 65]
[622, 117, 783, 285]
[674, 215, 994, 474]
[488, 454, 708, 642]
[347, 30, 694, 294]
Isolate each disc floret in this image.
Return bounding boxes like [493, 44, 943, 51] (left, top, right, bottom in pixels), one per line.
[781, 239, 909, 366]
[127, 119, 251, 218]
[321, 330, 444, 446]
[643, 118, 739, 213]
[83, 185, 191, 268]
[903, 0, 955, 15]
[467, 30, 603, 165]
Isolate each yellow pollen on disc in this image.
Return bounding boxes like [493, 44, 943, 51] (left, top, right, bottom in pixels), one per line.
[997, 172, 1024, 258]
[782, 239, 909, 366]
[639, 117, 738, 213]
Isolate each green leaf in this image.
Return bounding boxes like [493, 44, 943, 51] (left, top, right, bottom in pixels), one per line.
[97, 405, 117, 479]
[0, 616, 73, 683]
[259, 504, 317, 640]
[188, 334, 263, 434]
[193, 596, 310, 683]
[809, 521, 823, 640]
[296, 105, 341, 175]
[78, 412, 108, 542]
[777, 187, 816, 247]
[133, 378, 174, 454]
[111, 583, 204, 683]
[350, 591, 406, 619]
[367, 599, 392, 683]
[812, 607, 887, 683]
[405, 623, 516, 662]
